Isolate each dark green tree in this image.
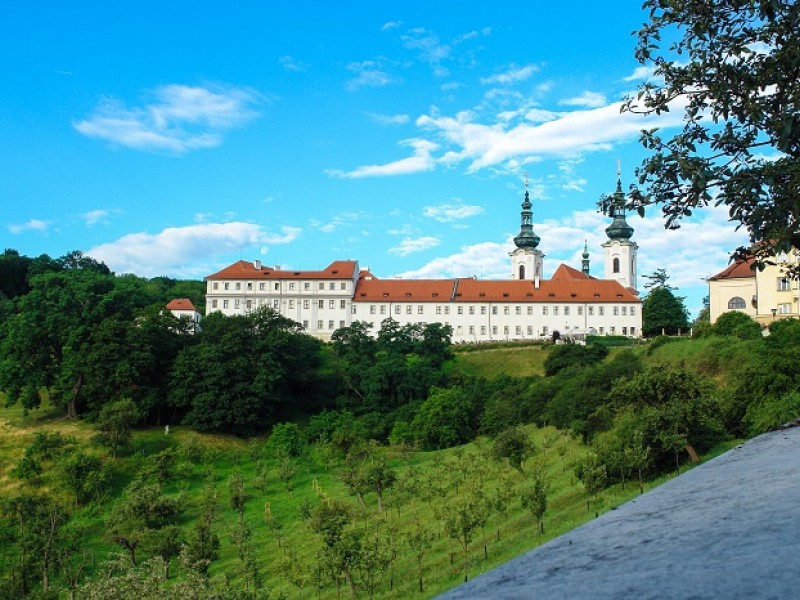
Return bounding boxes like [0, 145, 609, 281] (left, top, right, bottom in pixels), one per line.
[623, 0, 800, 270]
[95, 398, 140, 458]
[642, 287, 690, 336]
[712, 311, 762, 339]
[491, 426, 535, 472]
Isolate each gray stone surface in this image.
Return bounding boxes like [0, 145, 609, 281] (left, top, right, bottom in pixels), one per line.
[439, 427, 800, 599]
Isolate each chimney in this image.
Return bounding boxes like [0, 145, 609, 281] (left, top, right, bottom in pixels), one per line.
[253, 260, 261, 270]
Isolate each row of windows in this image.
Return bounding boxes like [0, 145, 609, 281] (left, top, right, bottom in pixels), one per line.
[212, 281, 349, 292]
[211, 298, 348, 310]
[363, 304, 636, 317]
[457, 324, 636, 336]
[302, 320, 346, 331]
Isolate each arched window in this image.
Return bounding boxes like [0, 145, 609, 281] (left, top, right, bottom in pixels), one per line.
[728, 296, 746, 310]
[612, 257, 620, 273]
[519, 265, 525, 279]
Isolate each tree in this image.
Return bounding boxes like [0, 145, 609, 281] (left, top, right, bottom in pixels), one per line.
[58, 450, 109, 507]
[491, 426, 535, 472]
[711, 311, 762, 339]
[520, 469, 548, 539]
[95, 398, 140, 458]
[404, 513, 434, 593]
[623, 0, 800, 271]
[642, 287, 690, 336]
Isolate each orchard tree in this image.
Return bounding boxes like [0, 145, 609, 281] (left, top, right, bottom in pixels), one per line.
[94, 398, 140, 458]
[623, 0, 800, 271]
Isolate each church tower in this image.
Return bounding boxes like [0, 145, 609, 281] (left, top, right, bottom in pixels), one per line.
[581, 240, 590, 276]
[510, 185, 544, 284]
[600, 176, 638, 290]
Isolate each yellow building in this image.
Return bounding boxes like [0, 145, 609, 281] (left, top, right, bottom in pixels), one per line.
[708, 249, 800, 325]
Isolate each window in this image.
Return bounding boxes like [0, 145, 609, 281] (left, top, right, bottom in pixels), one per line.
[630, 307, 636, 315]
[613, 257, 620, 273]
[527, 325, 533, 335]
[223, 300, 229, 309]
[527, 306, 533, 315]
[630, 327, 636, 336]
[542, 326, 548, 335]
[553, 306, 559, 316]
[480, 326, 486, 335]
[503, 306, 510, 315]
[303, 300, 310, 309]
[504, 326, 509, 335]
[318, 300, 324, 309]
[395, 305, 401, 314]
[319, 282, 324, 290]
[492, 306, 498, 315]
[272, 299, 279, 308]
[246, 299, 252, 310]
[519, 265, 525, 279]
[458, 306, 463, 315]
[259, 282, 266, 291]
[302, 320, 308, 329]
[778, 303, 792, 314]
[352, 306, 357, 314]
[611, 326, 616, 334]
[213, 282, 219, 290]
[480, 306, 486, 315]
[492, 326, 498, 335]
[380, 305, 386, 315]
[599, 306, 605, 316]
[622, 306, 627, 316]
[469, 306, 475, 315]
[469, 325, 475, 335]
[234, 299, 240, 309]
[516, 306, 522, 315]
[578, 306, 583, 316]
[235, 282, 241, 290]
[328, 320, 334, 329]
[613, 307, 619, 316]
[370, 305, 376, 314]
[728, 297, 746, 310]
[436, 306, 442, 315]
[339, 320, 345, 328]
[224, 282, 230, 290]
[778, 277, 791, 291]
[246, 282, 252, 291]
[515, 326, 522, 335]
[304, 282, 310, 290]
[288, 300, 294, 309]
[588, 306, 594, 316]
[274, 283, 280, 290]
[564, 306, 570, 316]
[418, 305, 424, 314]
[329, 282, 335, 290]
[406, 306, 412, 315]
[341, 282, 347, 290]
[317, 320, 323, 329]
[599, 327, 604, 334]
[444, 306, 450, 315]
[289, 282, 295, 290]
[212, 299, 218, 308]
[622, 327, 628, 335]
[543, 306, 548, 315]
[329, 300, 335, 309]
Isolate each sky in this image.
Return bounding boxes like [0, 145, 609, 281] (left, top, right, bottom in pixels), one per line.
[1, 1, 751, 316]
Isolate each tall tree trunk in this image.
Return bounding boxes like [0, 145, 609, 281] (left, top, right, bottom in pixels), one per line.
[68, 374, 82, 420]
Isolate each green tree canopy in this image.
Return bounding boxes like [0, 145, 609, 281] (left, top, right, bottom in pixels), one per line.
[623, 0, 800, 271]
[642, 287, 690, 336]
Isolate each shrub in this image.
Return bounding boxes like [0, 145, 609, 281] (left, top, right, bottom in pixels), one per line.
[543, 344, 608, 377]
[712, 311, 762, 339]
[743, 392, 800, 435]
[267, 422, 305, 458]
[411, 387, 477, 450]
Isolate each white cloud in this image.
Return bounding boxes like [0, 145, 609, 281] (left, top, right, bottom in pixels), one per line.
[623, 66, 657, 82]
[481, 64, 539, 85]
[74, 84, 260, 154]
[366, 112, 410, 126]
[345, 60, 398, 91]
[388, 236, 440, 256]
[279, 55, 308, 72]
[382, 21, 403, 31]
[81, 209, 111, 226]
[394, 241, 511, 279]
[326, 138, 438, 178]
[559, 91, 607, 108]
[423, 203, 484, 222]
[88, 222, 300, 277]
[8, 219, 50, 234]
[401, 28, 451, 64]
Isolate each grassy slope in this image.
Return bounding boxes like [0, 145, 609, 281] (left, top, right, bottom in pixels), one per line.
[1, 338, 745, 598]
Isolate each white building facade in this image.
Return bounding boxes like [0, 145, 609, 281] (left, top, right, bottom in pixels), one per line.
[205, 183, 643, 342]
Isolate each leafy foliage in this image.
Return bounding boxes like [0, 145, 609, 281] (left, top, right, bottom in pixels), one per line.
[623, 0, 800, 269]
[543, 343, 609, 376]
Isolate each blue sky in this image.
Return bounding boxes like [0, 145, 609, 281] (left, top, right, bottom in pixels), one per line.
[1, 1, 749, 316]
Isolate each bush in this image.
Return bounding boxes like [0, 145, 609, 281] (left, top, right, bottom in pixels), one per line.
[411, 387, 477, 450]
[744, 392, 800, 434]
[712, 311, 762, 339]
[491, 426, 535, 471]
[267, 422, 305, 458]
[543, 344, 608, 377]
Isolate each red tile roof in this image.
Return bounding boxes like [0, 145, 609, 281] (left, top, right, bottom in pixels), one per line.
[551, 264, 593, 280]
[354, 278, 457, 302]
[166, 298, 196, 311]
[207, 260, 358, 281]
[353, 272, 640, 304]
[708, 257, 756, 281]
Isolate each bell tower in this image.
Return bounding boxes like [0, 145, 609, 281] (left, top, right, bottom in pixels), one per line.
[510, 180, 544, 284]
[599, 173, 638, 290]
